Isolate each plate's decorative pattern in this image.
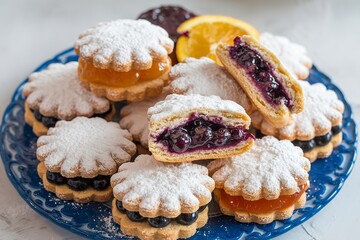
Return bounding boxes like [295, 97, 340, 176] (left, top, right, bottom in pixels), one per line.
[0, 49, 357, 240]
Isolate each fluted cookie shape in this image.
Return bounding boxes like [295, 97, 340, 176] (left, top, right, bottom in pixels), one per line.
[37, 117, 136, 178]
[23, 62, 110, 120]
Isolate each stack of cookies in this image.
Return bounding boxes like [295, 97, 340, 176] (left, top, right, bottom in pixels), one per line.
[22, 5, 345, 240]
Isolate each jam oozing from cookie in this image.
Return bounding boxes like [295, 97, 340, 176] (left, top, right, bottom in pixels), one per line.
[115, 200, 207, 228]
[256, 125, 341, 153]
[229, 36, 292, 108]
[31, 106, 112, 128]
[78, 57, 171, 88]
[155, 114, 253, 153]
[219, 184, 308, 214]
[46, 171, 111, 191]
[137, 6, 196, 42]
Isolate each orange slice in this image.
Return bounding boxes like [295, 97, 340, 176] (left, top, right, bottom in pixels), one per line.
[176, 15, 260, 64]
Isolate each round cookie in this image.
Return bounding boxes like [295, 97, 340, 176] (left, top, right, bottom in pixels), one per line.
[75, 19, 174, 102]
[23, 62, 113, 136]
[147, 94, 254, 162]
[217, 35, 304, 128]
[208, 136, 311, 224]
[111, 154, 214, 240]
[252, 81, 344, 162]
[36, 117, 137, 203]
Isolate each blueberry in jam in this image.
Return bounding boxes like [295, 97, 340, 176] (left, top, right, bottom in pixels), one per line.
[137, 6, 196, 42]
[67, 177, 89, 191]
[213, 128, 231, 146]
[331, 124, 342, 135]
[314, 132, 332, 146]
[292, 139, 316, 152]
[41, 116, 58, 128]
[46, 171, 66, 184]
[156, 115, 253, 153]
[116, 200, 127, 214]
[92, 175, 110, 190]
[148, 216, 171, 228]
[126, 211, 146, 222]
[33, 109, 43, 121]
[229, 36, 292, 108]
[198, 204, 208, 213]
[167, 128, 192, 153]
[176, 212, 198, 225]
[190, 126, 213, 147]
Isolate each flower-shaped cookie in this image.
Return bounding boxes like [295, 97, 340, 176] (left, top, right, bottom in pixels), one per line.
[111, 154, 215, 218]
[260, 32, 312, 80]
[75, 19, 174, 71]
[251, 81, 344, 140]
[37, 117, 137, 178]
[23, 62, 110, 120]
[120, 88, 170, 148]
[169, 57, 252, 113]
[208, 136, 310, 200]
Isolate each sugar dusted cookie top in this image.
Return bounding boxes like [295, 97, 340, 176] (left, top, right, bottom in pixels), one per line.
[169, 57, 252, 113]
[111, 154, 215, 217]
[251, 81, 344, 140]
[37, 117, 136, 178]
[260, 32, 312, 80]
[75, 19, 174, 71]
[23, 62, 110, 120]
[208, 136, 310, 200]
[148, 93, 248, 124]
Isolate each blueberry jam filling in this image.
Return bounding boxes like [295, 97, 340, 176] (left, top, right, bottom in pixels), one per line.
[148, 216, 171, 228]
[156, 115, 253, 154]
[137, 6, 196, 42]
[31, 106, 112, 128]
[256, 124, 342, 152]
[45, 171, 110, 191]
[116, 200, 206, 227]
[46, 171, 66, 185]
[67, 177, 89, 191]
[126, 211, 146, 222]
[176, 212, 198, 225]
[229, 36, 292, 108]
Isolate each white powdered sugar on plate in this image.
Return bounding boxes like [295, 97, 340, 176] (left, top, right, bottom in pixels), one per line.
[148, 93, 248, 123]
[260, 32, 312, 80]
[23, 62, 110, 120]
[251, 81, 344, 139]
[111, 154, 215, 212]
[75, 19, 174, 71]
[120, 88, 170, 147]
[37, 117, 136, 178]
[169, 57, 252, 113]
[209, 136, 310, 200]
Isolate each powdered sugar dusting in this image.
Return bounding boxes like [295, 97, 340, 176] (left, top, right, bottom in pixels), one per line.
[23, 62, 109, 120]
[120, 88, 169, 147]
[75, 19, 174, 70]
[148, 94, 248, 123]
[169, 57, 252, 112]
[252, 81, 344, 139]
[210, 137, 310, 199]
[260, 32, 312, 80]
[111, 155, 215, 212]
[37, 117, 136, 178]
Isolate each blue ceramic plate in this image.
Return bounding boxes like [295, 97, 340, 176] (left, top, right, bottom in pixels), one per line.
[0, 48, 357, 240]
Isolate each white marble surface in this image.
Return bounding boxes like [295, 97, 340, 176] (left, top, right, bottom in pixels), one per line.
[0, 0, 359, 239]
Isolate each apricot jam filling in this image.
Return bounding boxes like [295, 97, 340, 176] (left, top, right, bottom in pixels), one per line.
[219, 184, 308, 214]
[78, 57, 171, 88]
